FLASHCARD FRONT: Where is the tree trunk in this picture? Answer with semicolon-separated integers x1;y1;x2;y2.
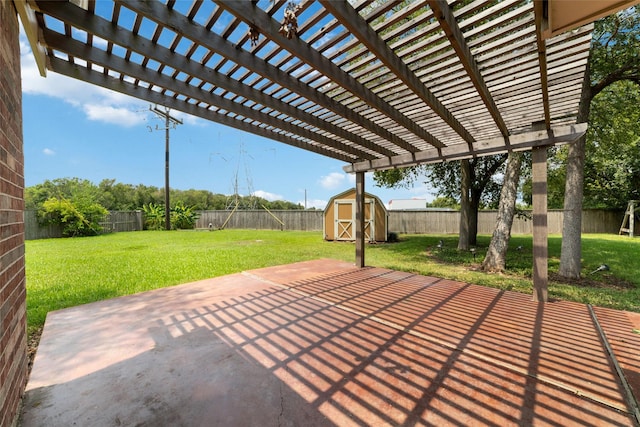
483;152;524;272
458;159;471;250
559;63;592;279
469;190;481;246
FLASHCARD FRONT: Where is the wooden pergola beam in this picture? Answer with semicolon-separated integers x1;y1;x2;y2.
48;56;353;161
321;0;473;147
118;0;402;157
532;144;549;302
37;0;393;160
344;123;588;173
534;0;552;128
13;0;47;77
214;0;431;153
355;171;365;268
43;29;372;161
427;0;510;139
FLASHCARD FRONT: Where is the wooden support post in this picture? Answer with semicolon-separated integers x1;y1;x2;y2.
355;172;365;268
532;145;548;302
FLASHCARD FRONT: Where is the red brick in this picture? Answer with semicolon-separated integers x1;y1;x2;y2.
0;1;27;426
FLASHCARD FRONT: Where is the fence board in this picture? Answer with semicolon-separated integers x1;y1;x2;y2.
24;210;62;240
388;209;623;235
196;210;324;231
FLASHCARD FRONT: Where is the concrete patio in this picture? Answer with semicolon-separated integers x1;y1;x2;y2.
21;259;640;426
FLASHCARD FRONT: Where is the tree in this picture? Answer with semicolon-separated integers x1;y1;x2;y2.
583;80;640;208
25;178;101;210
26;178;111;237
482;152;524;271
171;202;200;229
39;197;108;237
560;9;640;278
373;154;507;248
98;179;137;210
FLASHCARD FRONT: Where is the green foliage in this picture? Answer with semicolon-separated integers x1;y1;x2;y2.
26;177;102;210
583;80;640;208
374;155;507;209
589;8;640;89
142;203;166;230
98;179;138;210
373;166;426;189
143;202;201;230
39;197;108;237
426;197;459;209
27;178;306;212
171;202;200;230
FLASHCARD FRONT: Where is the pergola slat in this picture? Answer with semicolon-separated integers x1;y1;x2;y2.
215;0;428;154
320;0;457;148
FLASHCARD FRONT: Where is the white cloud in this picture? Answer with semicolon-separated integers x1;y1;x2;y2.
83;104;144;127
319;172;347;190
43;148;55;156
20;28;166;129
254;190;283;201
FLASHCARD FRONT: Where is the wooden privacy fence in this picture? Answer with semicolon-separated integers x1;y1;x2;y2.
389;209;623;235
24;210;144;240
25;209;623;240
196;209;622;235
196;210;325;231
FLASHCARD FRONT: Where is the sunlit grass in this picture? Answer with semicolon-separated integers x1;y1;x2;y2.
26;230;640;334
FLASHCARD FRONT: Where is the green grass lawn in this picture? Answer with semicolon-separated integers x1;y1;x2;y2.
26;230;640;335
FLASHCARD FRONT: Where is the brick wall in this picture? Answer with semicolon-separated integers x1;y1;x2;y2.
0;1;27;426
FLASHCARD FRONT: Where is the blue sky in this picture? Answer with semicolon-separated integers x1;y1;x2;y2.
19;27;436;210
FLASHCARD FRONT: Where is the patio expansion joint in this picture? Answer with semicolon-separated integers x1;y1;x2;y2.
242;270;635;416
588;304;640;425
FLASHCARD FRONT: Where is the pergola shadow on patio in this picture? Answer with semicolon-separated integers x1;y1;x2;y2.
22;259;640;426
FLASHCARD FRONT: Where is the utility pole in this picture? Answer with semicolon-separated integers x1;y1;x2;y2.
149;105;183;230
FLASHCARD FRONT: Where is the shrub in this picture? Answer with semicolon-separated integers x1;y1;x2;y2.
171;202;199;230
39;197;108;237
142;202;199;230
142;203;166;230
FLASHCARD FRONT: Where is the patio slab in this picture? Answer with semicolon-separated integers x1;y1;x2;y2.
21;259;639;426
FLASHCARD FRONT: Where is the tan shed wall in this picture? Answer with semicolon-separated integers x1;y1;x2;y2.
323;190;388;242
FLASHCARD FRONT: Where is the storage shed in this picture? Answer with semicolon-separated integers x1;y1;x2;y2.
324;189;388;242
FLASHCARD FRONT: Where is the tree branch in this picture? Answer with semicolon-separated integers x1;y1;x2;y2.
591;63;640;98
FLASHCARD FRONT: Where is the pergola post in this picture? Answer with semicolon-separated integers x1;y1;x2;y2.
355;171;365;268
532;145;549;302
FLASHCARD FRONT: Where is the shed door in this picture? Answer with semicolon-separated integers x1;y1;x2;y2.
334;199;375;241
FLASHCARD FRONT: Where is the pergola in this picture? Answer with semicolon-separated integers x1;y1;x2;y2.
15;0;636;301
